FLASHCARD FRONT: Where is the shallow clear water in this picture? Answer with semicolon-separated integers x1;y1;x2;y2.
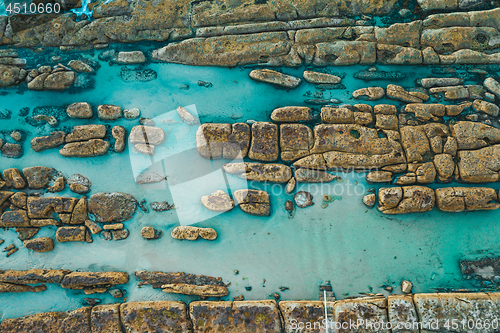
0;52;499;319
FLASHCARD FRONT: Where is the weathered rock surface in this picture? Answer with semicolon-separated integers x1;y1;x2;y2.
196;123;250;159
61;272;129;289
59;139;110;157
303;71;340;84
484;77;500;98
353;87;385;100
129;126;165;146
3;168;26;189
363;193;376;208
223;162;292;183
233;189;270;216
280;301;333;333
366;171;393;183
68;60;93;73
387;84;423;103
0;307;91;332
112;126;126;153
473;99;499;116
66;125;107;143
43;71;76;90
404;104;446;121
250;69;301;88
171;226;217;241
378;186;435;214
332;296;389;332
295;168;337;183
91;304;122;333
280;123;313;161
294;191;314;208
56;226;87;242
116;51;146;64
88;192;137;223
27;196;77;219
420;77;463;88
23;237;54;252
9;192;27;210
136;271;225;290
388;295;419;331
31;131;66;152
177;106;199;126
450;121;500;150
271;106;311;122
201;190;234;212
1;210;30;227
321;107;354;124
97;104;122;120
67;102;93;119
162;283;229;297
249;122;279;162
457;145;500;182
2;143;22;158
22;166;55;189
435;187;499;212
120;301;191;332
433;154;455;182
190;300;282;332
400;126;430;163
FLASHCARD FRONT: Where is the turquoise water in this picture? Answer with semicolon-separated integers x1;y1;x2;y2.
0;50;499;319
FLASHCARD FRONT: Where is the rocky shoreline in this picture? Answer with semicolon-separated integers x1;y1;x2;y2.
1;292;500;332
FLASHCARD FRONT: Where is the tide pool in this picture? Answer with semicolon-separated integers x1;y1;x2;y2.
0;51;498;320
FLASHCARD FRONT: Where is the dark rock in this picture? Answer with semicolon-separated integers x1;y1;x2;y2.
120;301;191;332
88;192;137;223
59;139;110;157
112;229;129;240
56;226;86;242
23;237;54;252
22;166;55;189
354;70;406;81
1;143;22;158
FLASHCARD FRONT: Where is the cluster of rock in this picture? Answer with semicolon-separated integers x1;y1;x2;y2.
171;226;217;241
0;49;27;88
26;64;76;91
3;292;500;332
136;270;228;297
375;185;500;214
1;130;23;158
153;7;500;67
201;189;271;216
0;168;138;248
0;269;128;295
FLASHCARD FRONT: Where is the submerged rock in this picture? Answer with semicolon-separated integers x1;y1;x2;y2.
97;104;122;120
150;202;174;212
294;191;314;208
123;108;140;119
303;71;341;84
135;172;167;184
176;106;199;125
249;69;301;89
120;68;157;82
88;192;137;223
134;144;155;156
22;166;55;189
129;126;165;145
141;226;163;240
201;190;234;212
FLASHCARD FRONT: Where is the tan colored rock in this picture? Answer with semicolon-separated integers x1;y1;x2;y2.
473;99;499;116
223;162;292;183
67;102;93;119
332;296;390;332
1;210;30;228
388;295;419;332
484;77;500;98
176;106;198;126
30;219;60;227
59;139;110;157
0;269;70;285
190;300;281;332
97;104;122;120
44;71;75;90
134;143;155;156
233;189;270;216
250;69;301;88
162;283;228;297
103;223;123;230
196;123;250;159
48;177;65;193
68;60;93;72
416;162;436;183
27;197;78;219
61;271;129;289
303;71;341;84
443;137;458;156
0;307;91;332
120;301;191;333
129;125;165;145
66;125;107;142
280;123;313;161
375;21;421;48
446;102;472;116
450;121;500;150
387;84;423;103
293;154;328;170
354;112;373;126
420;77;463;88
378;186;435;214
201;190;234;212
271;106;311;122
85;220;102;234
430;86;469;100
295;169;337;183
31;131;66;152
434;154;455;182
353;87;385;101
404;104;446;121
3;168;26;189
112;126;126;153
171;226;217;241
280;301;334;333
366;171;393;183
285;177;296;194
375;114;398;130
116;51;146;64
377;44;423;65
314;41;376;66
400;126;431;163
401;280;413;294
88;192;137;223
321;107;354;124
56;226;87;242
9;192;26;209
436;187;499;212
22;166;55;189
395;173;416;185
249;122;279;162
363;193;376;208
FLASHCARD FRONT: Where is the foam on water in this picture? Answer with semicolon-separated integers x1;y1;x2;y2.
0;54;498;319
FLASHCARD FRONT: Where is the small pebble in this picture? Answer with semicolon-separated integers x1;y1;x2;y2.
10;131;22;142
245;286;252;291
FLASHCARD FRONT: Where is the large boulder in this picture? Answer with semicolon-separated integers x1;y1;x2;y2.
450;121;500;150
249;122;279;162
196;123;250;159
280;301;334;333
378;186;435;214
88;192;137;223
66;102;93;119
223;162;292;183
0;269;70;284
59;139;110;157
56;226;87;242
116;51;146;64
435;187;499;212
22;166;55;189
23;237;54;252
457;145;500;182
332;296;390;332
